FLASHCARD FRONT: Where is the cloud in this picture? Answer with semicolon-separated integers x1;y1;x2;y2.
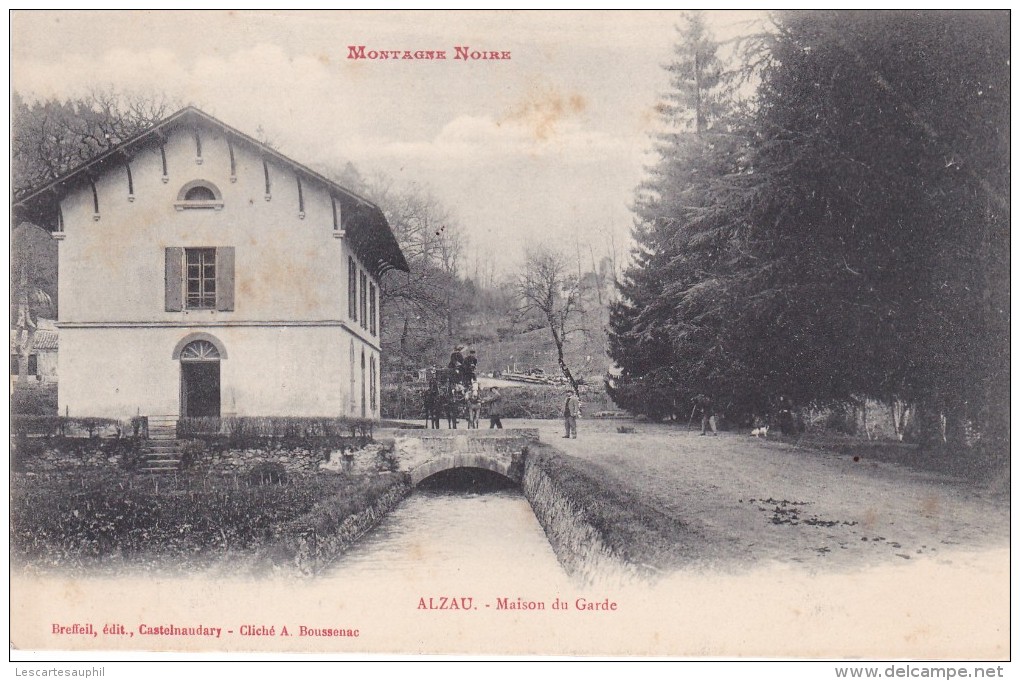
338;110;635;169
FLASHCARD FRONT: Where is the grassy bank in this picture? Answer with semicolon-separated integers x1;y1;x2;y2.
525;443;699;573
10;470;408;575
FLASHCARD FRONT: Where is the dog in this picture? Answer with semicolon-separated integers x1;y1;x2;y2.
751;425;769;438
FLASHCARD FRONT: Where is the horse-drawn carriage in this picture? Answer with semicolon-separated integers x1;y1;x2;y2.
422;366;481;429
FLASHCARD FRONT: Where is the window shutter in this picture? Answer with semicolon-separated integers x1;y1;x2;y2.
216;246;235;311
165;247;184;312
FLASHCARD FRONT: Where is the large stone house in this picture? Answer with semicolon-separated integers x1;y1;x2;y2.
13;107;408;421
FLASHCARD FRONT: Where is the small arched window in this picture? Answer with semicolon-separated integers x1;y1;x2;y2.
175;180;224;211
184;185;217;201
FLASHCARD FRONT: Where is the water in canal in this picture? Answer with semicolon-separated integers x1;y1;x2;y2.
325;468;573;590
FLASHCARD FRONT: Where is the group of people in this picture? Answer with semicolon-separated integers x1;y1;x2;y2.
691;393;800;436
446;344;478;389
422;344;583;438
422;345;502;430
423;382;503;430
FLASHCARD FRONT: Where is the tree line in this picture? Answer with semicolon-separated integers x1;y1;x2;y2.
607;11;1009;450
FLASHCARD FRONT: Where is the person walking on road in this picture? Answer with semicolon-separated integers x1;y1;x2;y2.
563;389;580;439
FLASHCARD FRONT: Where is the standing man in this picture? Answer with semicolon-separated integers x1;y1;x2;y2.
485;386;504;429
563;389;580;439
693;394;717;436
423;384;439;429
448;345;465;385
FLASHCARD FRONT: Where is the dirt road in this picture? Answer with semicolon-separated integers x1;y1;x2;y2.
516;418;1008;571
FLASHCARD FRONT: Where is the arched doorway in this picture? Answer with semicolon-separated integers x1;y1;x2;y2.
179;339;221;417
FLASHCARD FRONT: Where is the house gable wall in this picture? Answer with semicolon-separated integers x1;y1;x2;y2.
57;123;379;340
51;120;385;419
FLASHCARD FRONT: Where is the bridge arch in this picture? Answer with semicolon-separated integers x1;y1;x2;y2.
409;453;520;487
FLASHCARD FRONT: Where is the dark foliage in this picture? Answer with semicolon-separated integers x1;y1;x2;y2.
608;11;1009;449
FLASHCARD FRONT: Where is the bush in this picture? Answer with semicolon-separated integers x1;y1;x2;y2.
178;416;374;443
10;471;406;573
12;416;129;438
12;415;66;437
11;383;57;415
178;440;207;469
248;461;288;486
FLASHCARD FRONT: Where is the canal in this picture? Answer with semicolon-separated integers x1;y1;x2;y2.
325;468;572;589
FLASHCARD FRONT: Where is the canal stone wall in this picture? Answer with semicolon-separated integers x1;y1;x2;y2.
521;444;656;586
261;473;412;575
350;429;671;585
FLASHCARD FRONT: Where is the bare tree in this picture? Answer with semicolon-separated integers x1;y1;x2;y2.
516;245;584;393
12;88;181;197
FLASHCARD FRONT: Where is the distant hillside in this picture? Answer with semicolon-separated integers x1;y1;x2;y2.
463;301;612;385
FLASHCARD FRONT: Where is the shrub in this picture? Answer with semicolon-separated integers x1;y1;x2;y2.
248;462;288;486
178;440;207;469
11;384;57;415
12;415;65;437
177;416;374;445
375;443;399;472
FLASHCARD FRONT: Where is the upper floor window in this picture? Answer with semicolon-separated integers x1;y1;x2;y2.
348;257;358;321
186;249;217;309
359;272;368;330
369;283;377;336
184;186;216;201
175;180;224;211
165;246;235;312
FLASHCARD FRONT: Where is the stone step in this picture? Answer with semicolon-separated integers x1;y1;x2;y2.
136;467;180;474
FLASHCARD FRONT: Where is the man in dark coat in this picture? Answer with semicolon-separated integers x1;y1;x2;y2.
462;349;478;388
448;345;465;384
693;394;717;436
563;389;580;439
484;387;504;429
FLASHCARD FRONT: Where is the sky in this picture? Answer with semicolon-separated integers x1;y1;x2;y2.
10;10;766;277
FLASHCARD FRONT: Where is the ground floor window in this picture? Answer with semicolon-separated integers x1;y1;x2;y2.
370;355;377;413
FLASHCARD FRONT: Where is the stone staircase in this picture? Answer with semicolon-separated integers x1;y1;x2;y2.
138;415;182;474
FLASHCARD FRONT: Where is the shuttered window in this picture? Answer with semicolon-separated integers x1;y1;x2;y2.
369;283;377;336
165;247;184;311
348;257;358;321
166;247;234;312
359;272;368;330
186;248;217;309
215;247;235;311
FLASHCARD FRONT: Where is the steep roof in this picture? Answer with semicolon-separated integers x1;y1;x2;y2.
12;106;409;275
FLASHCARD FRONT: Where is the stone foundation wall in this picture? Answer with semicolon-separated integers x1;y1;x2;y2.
187;441;395;476
13;437;139;472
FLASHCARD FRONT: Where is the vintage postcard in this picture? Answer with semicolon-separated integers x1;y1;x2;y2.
8;10;1010;665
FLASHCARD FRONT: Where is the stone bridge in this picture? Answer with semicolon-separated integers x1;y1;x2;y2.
376;429;540;486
